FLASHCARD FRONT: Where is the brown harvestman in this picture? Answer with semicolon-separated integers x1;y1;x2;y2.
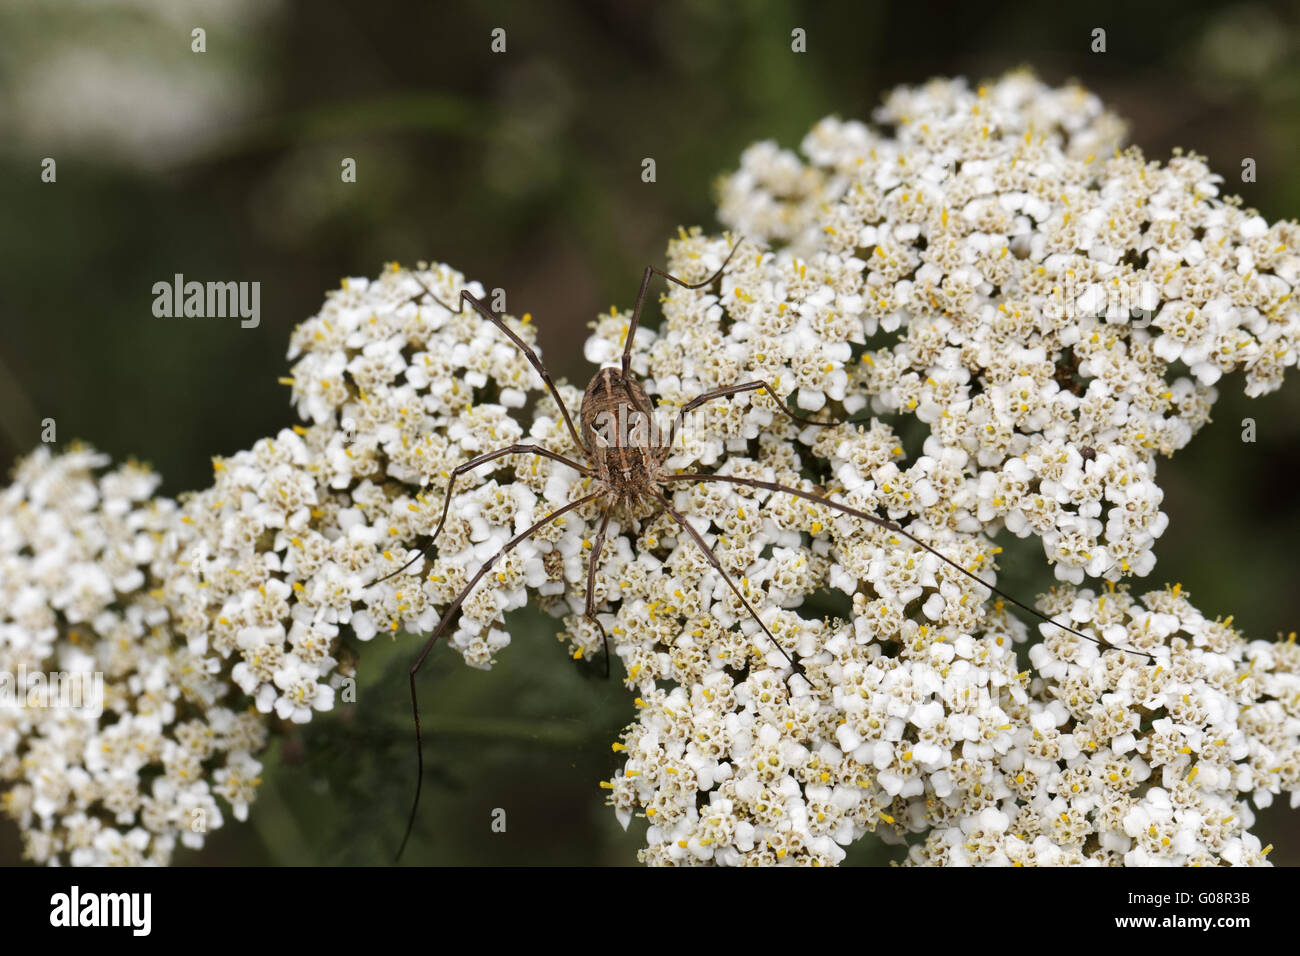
374;237;1152;859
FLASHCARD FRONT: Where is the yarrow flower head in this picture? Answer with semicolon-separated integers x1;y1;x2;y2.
589;69;1300;864
0;446;266;864
2;69;1297;866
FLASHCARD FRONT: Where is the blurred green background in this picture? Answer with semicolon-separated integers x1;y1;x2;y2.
2;0;1298;865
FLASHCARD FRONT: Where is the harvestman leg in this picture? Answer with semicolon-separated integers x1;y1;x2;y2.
404;271;587;452
648;490;809;682
396;490;602;861
666;379;847;448
375;443;590;584
620;238;745;376
584;509;613;678
661;472;1154;661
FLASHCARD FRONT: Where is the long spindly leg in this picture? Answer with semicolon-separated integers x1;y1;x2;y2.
661;473;1154;662
648;489;810;685
583;507;613;678
404;271;587;453
666;379;846;450
397;489;602;861
621;237;745;376
374;443;590;585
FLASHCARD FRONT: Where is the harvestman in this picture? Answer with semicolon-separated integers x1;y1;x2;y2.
374;238;1151;858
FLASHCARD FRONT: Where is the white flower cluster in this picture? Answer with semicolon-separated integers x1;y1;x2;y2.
2;70;1297;867
280;263;588;667
590;70;1300;864
716;69;1300;585
608;578;1296;866
0;445;266;864
1;261;572;864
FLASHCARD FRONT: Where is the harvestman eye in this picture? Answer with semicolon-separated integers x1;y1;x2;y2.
371;238;1154;860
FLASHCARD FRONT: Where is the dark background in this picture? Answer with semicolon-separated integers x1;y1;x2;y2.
1;0;1298;865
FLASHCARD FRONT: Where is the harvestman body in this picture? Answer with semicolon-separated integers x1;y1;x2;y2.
375;239;1151;859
